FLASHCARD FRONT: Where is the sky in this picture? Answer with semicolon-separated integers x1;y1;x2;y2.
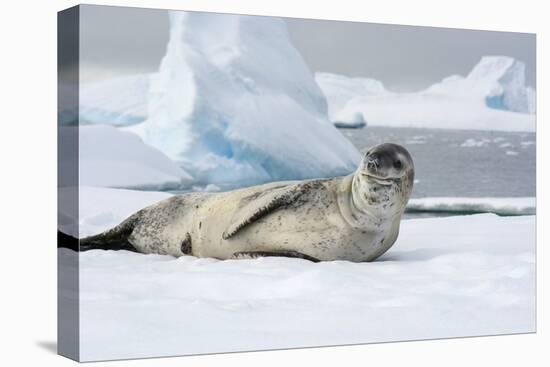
79;5;535;92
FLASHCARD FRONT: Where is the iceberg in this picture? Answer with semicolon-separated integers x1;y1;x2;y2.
526;86;536;114
72;12;362;188
62;125;193;190
58;82;79;125
130;12;360;187
80;74;151;126
333;110;367;129
316;72;386;127
316;56;536;132
427;56;532;113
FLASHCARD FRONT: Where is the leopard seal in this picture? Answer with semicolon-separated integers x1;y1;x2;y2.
61;143;414;262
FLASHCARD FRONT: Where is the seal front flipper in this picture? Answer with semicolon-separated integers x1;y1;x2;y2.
222;183;308;240
231;250;320;262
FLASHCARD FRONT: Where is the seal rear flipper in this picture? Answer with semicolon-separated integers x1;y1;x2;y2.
222;182;319;239
58;212;141;252
79;233;137;252
57;230;79;251
231;250;320;262
57;230;137;252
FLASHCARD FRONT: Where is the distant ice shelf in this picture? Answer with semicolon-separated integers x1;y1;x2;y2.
407;196;536;216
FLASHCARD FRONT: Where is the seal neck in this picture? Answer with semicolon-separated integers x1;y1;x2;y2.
338;174;388;229
343;171;407;229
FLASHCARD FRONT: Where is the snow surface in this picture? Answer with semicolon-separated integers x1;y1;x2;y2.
67;125;192;190
64;187;535;361
130;11;359;186
316;56;536;132
58;186;172;237
407;197;535;216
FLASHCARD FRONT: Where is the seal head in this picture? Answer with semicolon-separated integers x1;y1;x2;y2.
352;143;414;220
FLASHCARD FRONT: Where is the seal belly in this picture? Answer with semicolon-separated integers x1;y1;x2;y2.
214;196;349;260
194;180;337;259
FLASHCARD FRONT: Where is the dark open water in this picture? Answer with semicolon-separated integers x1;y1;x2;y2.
169;126;535;218
341;126;536;199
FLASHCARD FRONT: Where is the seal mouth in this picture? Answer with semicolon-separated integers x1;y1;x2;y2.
361;173;396;186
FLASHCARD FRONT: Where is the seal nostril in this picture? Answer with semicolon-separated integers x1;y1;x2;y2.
367;157;379;170
367;153;379;169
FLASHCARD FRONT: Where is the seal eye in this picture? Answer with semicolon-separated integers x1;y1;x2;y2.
393;159;402;169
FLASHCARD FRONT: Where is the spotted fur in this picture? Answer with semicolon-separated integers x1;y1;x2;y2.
60;144;414;263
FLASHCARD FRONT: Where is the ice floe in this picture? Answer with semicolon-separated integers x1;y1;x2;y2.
64;186;534;360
